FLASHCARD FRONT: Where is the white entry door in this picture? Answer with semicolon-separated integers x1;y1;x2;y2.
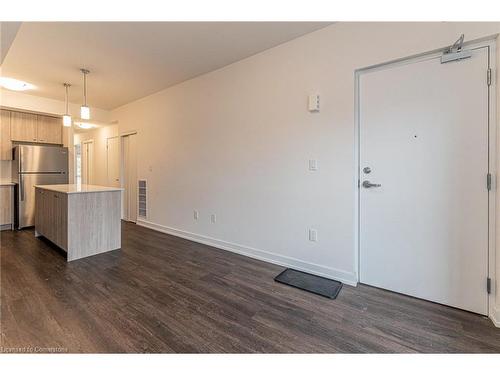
359;46;490;315
106;136;121;187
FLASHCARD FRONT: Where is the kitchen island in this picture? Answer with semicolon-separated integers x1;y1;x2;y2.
34;184;123;261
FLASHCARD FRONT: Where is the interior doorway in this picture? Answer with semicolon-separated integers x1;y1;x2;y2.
74;143;82;185
357;41;494;315
121;133;138;222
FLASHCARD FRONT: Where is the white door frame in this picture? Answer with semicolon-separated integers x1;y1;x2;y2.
81;139;94;185
353;38;497;320
120;131;138;222
73;143;81;185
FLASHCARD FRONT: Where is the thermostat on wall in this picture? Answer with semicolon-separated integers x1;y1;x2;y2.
308;94;320;112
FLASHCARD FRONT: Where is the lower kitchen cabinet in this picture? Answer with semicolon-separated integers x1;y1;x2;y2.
35;188;68;249
35;185;121;261
0;185;14;230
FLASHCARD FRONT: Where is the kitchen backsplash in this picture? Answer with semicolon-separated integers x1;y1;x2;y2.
0;161;12;181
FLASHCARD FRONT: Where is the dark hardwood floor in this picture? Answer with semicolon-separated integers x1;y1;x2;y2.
1;222;500;353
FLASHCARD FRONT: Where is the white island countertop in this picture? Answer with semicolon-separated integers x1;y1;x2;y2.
35;184;124;194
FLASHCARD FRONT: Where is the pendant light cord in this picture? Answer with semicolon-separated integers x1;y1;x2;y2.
63;83;71;115
80;68;90;107
65;84;69;114
83;72;87;106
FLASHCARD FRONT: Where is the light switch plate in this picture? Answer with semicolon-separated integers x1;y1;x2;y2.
309;228;318;242
309;159;318;171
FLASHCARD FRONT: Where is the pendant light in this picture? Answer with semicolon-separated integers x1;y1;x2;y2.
80;68;90;120
62;83;72;127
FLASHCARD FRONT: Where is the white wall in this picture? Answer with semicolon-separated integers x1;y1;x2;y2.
496;34;500;327
114;23;500;324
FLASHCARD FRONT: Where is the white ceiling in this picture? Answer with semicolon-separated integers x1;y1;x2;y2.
1;22;330;110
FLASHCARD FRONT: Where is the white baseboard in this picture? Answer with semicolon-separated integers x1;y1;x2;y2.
491;306;500;328
136;219;358;286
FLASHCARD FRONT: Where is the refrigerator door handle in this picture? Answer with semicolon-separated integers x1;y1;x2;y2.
20;175;25;201
19;146;23;173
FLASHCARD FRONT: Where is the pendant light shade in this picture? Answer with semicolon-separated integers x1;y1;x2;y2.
62;83;72;127
63;114;72;127
80;105;90;120
80;68;90;120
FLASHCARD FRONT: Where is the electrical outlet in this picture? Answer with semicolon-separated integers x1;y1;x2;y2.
308;94;320;112
211;214;217;224
194;210;199;220
309;228;318;242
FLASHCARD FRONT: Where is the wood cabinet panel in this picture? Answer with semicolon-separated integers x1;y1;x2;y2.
35;188;44;234
0;110;12;160
11;111;38;142
9;112;63;145
0;186;13;226
35;188;68;250
37;115;62;144
67;191;121;261
53;192;68;249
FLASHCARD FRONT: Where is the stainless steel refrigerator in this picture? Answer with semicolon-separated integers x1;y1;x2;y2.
12;145;68;229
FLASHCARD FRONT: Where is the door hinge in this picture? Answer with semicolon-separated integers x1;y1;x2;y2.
487;173;492;191
487;68;492;86
487;277;491;294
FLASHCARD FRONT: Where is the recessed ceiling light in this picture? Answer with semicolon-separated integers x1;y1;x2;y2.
74;122;96;129
0;77;35;91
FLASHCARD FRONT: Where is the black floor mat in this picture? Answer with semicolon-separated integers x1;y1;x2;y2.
274;268;343;299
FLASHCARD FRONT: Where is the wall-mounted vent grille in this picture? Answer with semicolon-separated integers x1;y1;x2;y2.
138;180;147;218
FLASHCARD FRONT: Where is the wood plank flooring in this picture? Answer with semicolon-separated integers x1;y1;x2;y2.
1;222;500;353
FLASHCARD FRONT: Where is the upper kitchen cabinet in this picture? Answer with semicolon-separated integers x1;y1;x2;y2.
37;115;62;144
0;110;13;160
11;111;38;142
10;111;63;145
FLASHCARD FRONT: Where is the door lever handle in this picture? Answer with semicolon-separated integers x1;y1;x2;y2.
362;180;381;188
